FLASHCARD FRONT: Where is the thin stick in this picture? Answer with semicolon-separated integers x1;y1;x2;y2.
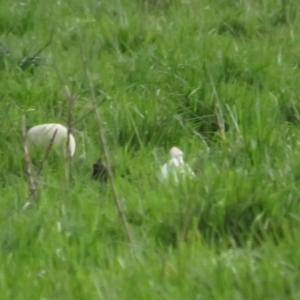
20;29;54;70
50;48;74;163
21;115;38;203
71;98;107;127
214;102;225;137
64;85;74;184
36;128;58;177
181;203;197;242
81;56;134;246
31;28;54;58
206;66;226;140
50;37;107;131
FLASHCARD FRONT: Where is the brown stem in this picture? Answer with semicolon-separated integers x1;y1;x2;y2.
36;128;58;177
21;115;38;203
64;85;74;184
81;55;134;246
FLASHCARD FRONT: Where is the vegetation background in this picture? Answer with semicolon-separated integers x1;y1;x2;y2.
1;0;300;298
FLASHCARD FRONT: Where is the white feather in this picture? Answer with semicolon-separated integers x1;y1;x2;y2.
161;146;194;183
27;123;76;157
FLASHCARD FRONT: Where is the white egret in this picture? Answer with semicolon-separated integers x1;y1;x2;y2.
161;146;195;183
27;123;76;157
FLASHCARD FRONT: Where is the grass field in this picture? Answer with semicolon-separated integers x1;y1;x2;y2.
1;0;300;298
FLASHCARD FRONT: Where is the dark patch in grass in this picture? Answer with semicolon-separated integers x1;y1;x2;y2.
92;159;109;182
0;37;49;73
19;55;45;73
0;216;43;254
62;31;81;51
219;57;263;89
92;158;132;183
284;104;300;125
154;221;177;248
293;55;300;70
127;211;144;226
197;198;287;247
218;20;248;38
177;100;228;138
271;2;296;26
89;28;149;54
100;28;149;54
116;122;168;150
117;28;145;54
0;42;11;69
151;183;291;249
168;58;262;138
0;233;18;253
19;34;52;73
279;95;300;125
95;224;126;243
0;12;34;36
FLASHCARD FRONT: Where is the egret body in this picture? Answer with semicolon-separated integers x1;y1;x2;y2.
161;146;194;182
27;123;76;157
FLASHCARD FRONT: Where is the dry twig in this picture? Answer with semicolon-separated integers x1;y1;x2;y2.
20;29;53;71
72;98;107;127
81;55;134;246
214;102;225;136
64;85;75;184
36;128;58;177
21;115;38;203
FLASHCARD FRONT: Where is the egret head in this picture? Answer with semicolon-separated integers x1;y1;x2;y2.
170;146;183;159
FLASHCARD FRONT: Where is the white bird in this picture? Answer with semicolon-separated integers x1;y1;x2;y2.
27;123;76;157
161;146;195;183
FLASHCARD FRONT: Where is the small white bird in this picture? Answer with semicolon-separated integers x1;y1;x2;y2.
27;123;76;157
161;146;195;183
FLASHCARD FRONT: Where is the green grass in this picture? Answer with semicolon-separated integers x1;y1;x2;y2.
1;0;300;298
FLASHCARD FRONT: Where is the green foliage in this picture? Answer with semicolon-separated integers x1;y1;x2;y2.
1;0;300;298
